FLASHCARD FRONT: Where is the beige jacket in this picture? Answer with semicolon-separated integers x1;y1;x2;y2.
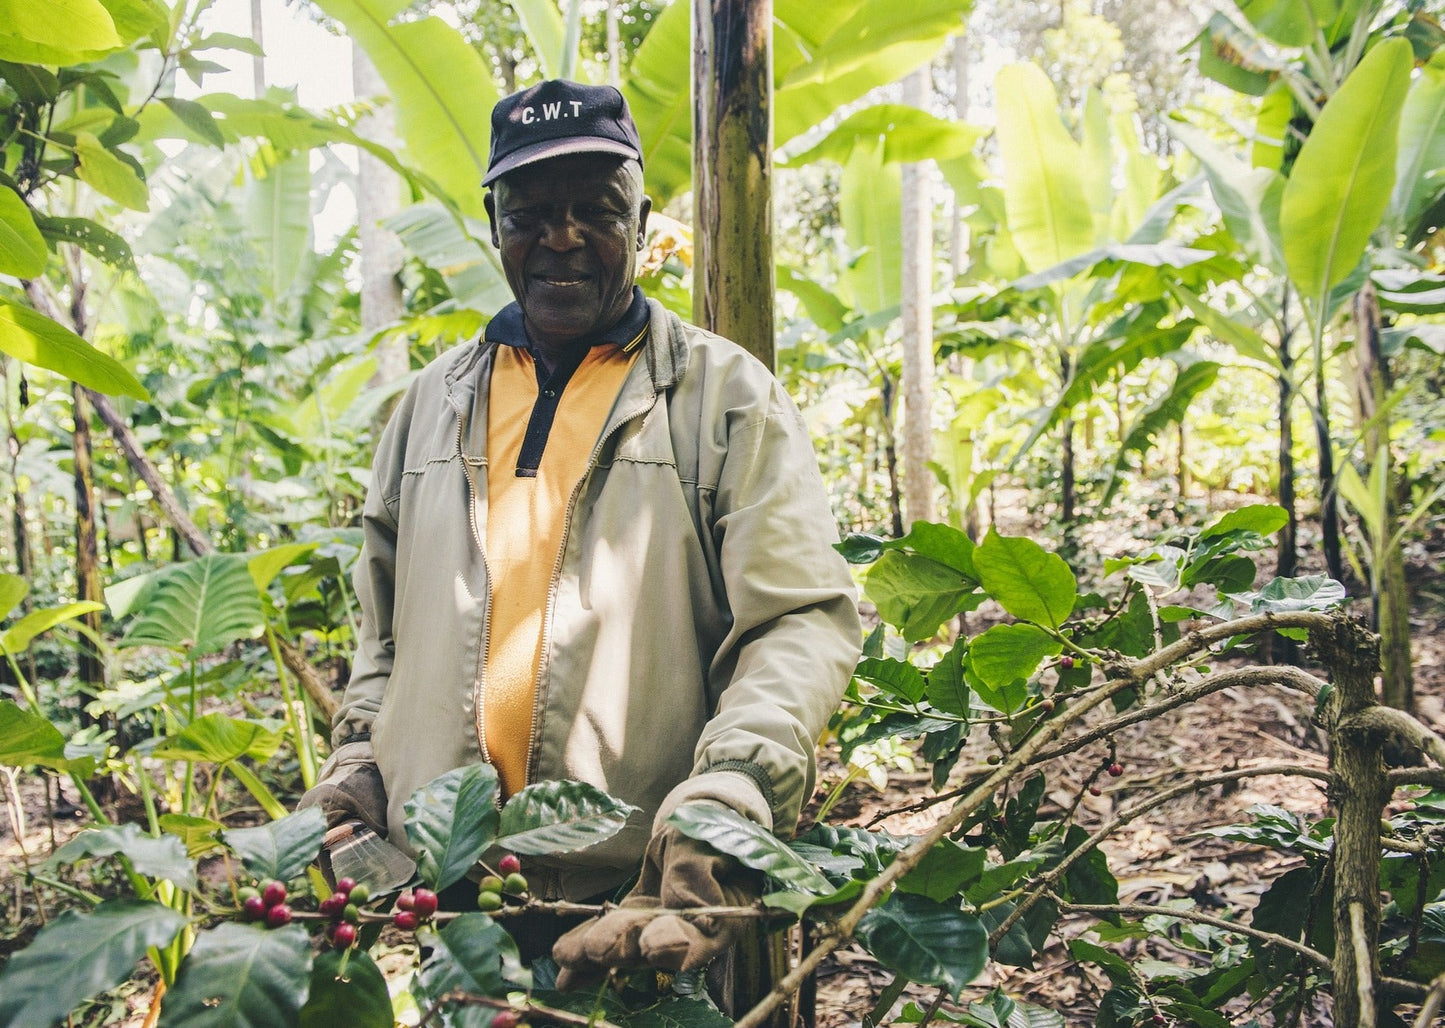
328;301;861;899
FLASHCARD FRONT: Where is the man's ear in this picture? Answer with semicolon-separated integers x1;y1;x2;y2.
637;196;652;251
484;190;501;249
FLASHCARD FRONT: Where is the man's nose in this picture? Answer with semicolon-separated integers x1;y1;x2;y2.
539;210;583;250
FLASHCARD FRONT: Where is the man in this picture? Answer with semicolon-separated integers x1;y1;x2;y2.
299;79;860;981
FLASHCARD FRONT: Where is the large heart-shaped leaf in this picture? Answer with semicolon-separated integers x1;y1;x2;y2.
0;301;147;400
48;823;197;889
404;763;500;891
159;923;312;1028
856;892;988;1000
1231;575;1347;613
1;600;106;655
0;700;70;769
1281;37;1413;309
0;899;186;1028
496;780;637;856
222;806;326;883
973;532;1077;630
852;656;927;705
666;802;833;894
300;949;393;1028
115;553;265;654
152;713;285;765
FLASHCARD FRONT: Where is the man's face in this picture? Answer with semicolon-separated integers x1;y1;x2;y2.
485;153;651;352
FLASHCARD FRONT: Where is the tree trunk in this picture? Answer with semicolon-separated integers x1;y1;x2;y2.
1276;311;1298;580
949;35;969;279
1314;347;1344;582
70;383;105;712
353;43;407;429
605;0;621;86
249;0;265;98
692;0;773;366
1316;616;1387;1028
880;375;904;539
901;67;935;529
1354;283;1412;712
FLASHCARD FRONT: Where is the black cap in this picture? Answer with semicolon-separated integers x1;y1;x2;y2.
483;79;643;186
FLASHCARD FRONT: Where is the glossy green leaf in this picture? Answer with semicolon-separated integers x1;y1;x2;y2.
667;802;833;894
973;532;1077;630
1281;37;1413;306
159;813;225;857
415;912;528;1014
897;839;986;903
925;639;971;717
404;763;501;891
49;823;197;889
786;104;983;167
496;779;638;856
153;714;286;765
1200;504;1290;540
246;542;319;593
865;550;985;643
301;949;393;1028
311;0;495;217
841;137;903;314
1231;575;1347;613
0;0;123;63
159;96;224;146
1196;12;1283;96
967;623;1062;692
994;63;1095;273
159;923;312;1028
0;185;45;277
115;553;265;654
1;600;104;655
856;892;987;1000
0;699;69;768
34;214;134;270
0;899;186;1028
1391;51;1445;234
853;656;927;705
246;149;311;306
385;203;509;311
0;301;147;400
74;131;148;211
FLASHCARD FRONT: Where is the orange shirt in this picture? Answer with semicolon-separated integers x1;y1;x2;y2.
483;342;640;796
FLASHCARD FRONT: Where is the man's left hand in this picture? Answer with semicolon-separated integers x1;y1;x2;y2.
553;815;760;985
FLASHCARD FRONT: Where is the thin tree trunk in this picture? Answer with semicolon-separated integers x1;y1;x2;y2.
1314;337;1344;581
881;375;904;539
70;383;105;712
1354;282;1412;712
605;0;621;87
901;67;935;528
692;0;773;367
249;0;265;98
949;35;969;279
1277;313;1298;580
353;43;406;411
1316;617;1387;1028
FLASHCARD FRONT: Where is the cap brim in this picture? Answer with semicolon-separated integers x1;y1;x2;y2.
482;137;642;185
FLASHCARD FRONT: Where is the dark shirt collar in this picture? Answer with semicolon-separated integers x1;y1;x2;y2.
484;286;649;356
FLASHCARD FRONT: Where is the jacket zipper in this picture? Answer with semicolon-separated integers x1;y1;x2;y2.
455;415;497;778
524;384;657;787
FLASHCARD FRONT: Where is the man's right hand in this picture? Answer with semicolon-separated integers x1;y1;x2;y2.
296;740;388;834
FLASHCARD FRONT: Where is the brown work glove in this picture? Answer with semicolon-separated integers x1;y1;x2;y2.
296;741;389;835
552;807;761;987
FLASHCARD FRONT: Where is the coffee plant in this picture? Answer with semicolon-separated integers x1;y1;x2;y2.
2;504;1444;1027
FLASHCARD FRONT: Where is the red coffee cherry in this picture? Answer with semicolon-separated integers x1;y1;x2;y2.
498;854;522;876
265;903;293;928
394;910;419;931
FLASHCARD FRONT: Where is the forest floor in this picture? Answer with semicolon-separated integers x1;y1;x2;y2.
2;505;1444;1027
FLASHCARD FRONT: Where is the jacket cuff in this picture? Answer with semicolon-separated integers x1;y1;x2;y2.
317;739;376;781
655;769;773;835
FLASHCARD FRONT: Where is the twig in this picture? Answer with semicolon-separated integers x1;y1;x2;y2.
1033;665;1328;764
1412;972;1445;1028
989;763;1331;943
1350;902;1377;1025
416;989;623;1028
1058;901;1332;968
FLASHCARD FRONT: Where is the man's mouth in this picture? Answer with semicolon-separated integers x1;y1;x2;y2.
534;273;589;288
